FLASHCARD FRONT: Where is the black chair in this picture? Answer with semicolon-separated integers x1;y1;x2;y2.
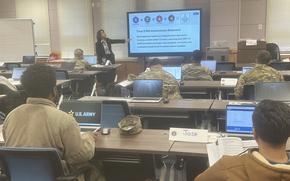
4;63;21;71
0;147;89;181
216;62;235;71
242;84;255;100
266;43;281;62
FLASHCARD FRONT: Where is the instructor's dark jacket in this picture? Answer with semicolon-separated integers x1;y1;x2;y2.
96;38;125;64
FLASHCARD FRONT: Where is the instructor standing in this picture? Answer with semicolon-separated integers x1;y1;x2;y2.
96;29;126;65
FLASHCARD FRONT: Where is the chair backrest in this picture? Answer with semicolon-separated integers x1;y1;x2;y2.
55;69;69;80
0;147;65;181
243;84;255;100
216;62;235;71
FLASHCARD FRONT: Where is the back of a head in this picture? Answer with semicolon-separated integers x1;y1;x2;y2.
21;64;56;99
253;100;290;147
148;58;162;67
74;48;84;60
256;50;271;65
97;29;104;42
192;50;203;63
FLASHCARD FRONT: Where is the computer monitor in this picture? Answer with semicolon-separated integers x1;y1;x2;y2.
242;67;253;74
12;68;26;80
22;56;35;64
200;60;217;72
226;105;255;134
162;66;182;80
101;101;130;128
216;62;235;71
255;82;290;102
59;101;101;127
133;79;163;98
84;55;97;65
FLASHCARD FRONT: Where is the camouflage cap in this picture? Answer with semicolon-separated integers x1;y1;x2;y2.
118;115;142;135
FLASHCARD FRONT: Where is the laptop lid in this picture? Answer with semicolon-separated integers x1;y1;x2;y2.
226;105;255;134
216;62;235;71
162;66;182;80
59;101;101;127
12;68;26;80
242;67;253;74
84;55;97;65
200;60;217;72
255;82;290;102
133;79;163;98
101;101;130;128
23;56;35;64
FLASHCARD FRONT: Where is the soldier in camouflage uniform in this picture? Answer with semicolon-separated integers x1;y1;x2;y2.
182;50;213;81
73;49;91;70
234;50;284;98
136;59;182;100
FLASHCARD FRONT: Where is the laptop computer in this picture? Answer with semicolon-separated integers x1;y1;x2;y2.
9;67;26;85
60;62;76;71
130;79;163;103
200;60;217;72
84;55;97;65
59;100;101;131
100;101;130;128
242;67;253;74
255;82;290;103
23;56;35;64
162;66;182;80
225;104;255;138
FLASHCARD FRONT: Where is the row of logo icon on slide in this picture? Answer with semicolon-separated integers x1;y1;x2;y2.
132;14;190;24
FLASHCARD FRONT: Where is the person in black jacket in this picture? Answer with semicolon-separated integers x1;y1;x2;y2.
96;29;126;64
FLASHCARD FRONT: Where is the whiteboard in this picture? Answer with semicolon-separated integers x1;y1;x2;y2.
0;19;35;62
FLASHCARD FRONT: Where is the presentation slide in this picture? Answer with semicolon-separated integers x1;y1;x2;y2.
127;9;201;56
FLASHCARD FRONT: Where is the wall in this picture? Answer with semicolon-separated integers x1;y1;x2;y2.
0;0;16;18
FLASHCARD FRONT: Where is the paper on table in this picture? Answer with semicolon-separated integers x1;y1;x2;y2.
218;137;244;156
206;143;221;166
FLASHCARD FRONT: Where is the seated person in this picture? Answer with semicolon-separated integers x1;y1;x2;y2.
235;50;284;98
48;51;61;61
2;64;104;180
182;50;213;81
73;48;91;70
136;58;182;100
196;100;290;181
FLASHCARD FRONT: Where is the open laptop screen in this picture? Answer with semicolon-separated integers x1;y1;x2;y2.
163;66;182;80
255;82;290;102
60;101;101;126
12;68;26;80
84;55;97;65
226;105;255;134
101;101;129;128
200;60;217;72
133;79;163;98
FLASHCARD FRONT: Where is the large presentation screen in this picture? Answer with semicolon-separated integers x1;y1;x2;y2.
127;9;201;57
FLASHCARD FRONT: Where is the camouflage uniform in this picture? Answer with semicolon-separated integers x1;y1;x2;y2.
182;63;213;81
234;64;284;98
74;59;91;70
136;67;182;100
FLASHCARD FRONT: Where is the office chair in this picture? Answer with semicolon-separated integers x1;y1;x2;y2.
4;63;21;71
242;84;255;100
0;147;90;181
266;43;281;62
55;69;69;80
55;70;73;108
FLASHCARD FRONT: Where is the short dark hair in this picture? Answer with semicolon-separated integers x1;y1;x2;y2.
192;50;203;62
97;29;104;42
256;50;271;65
253;100;290;147
21;64;56;98
148;58;162;67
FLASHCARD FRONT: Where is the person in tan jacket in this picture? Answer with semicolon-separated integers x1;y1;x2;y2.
196;100;290;181
2;64;104;180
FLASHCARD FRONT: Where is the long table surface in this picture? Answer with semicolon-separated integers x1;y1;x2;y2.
80;96;214;112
